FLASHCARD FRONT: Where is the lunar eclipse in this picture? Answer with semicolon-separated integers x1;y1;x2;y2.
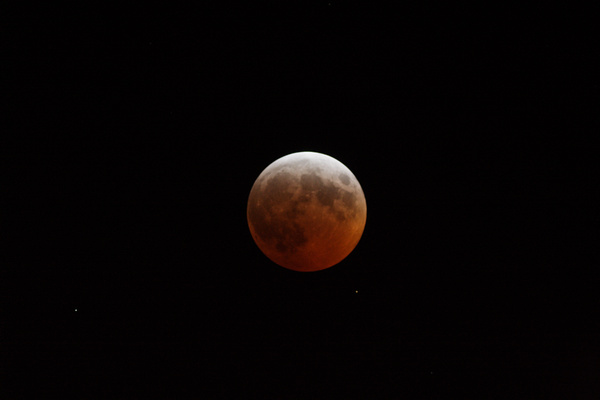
247;151;367;272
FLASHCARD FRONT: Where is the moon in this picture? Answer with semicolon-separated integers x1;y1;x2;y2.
247;151;367;272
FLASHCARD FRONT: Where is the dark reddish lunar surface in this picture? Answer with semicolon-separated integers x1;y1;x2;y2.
247;152;367;272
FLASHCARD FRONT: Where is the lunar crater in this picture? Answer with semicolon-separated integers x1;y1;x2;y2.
338;173;351;185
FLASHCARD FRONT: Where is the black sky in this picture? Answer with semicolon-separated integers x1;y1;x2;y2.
2;3;598;398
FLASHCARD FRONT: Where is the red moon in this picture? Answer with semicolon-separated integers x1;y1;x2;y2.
247;152;367;272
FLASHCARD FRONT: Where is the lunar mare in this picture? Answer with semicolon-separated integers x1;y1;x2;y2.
247;151;367;272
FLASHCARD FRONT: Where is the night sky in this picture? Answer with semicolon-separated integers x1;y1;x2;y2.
2;3;597;398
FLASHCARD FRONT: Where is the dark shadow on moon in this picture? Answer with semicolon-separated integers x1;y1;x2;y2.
248;168;360;258
248;172;309;255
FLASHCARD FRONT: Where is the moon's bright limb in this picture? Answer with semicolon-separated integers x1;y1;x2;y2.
247;151;367;272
